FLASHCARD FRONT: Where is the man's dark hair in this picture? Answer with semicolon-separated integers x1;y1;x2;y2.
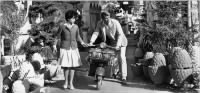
101;11;110;19
65;10;78;21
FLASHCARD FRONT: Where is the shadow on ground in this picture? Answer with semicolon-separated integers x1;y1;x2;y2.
46;73;97;90
74;75;97;90
121;77;200;93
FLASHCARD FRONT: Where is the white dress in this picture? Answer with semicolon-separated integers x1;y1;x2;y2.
59;48;82;68
58;23;82;68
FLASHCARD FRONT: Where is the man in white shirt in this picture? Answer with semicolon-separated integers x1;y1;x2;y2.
89;11;128;85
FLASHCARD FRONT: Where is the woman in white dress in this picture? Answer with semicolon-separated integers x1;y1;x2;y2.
54;10;88;89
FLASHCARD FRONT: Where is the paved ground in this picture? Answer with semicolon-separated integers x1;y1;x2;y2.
37;35;199;93
40;51;176;93
45;75;175;93
44;69;199;93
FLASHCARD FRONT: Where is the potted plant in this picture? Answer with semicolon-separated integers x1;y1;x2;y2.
138;1;195;86
0;1;24;65
140;1;193;55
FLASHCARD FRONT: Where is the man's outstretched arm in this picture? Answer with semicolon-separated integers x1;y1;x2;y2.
90;22;101;44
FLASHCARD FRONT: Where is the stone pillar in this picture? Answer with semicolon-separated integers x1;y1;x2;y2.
188;0;192;32
82;2;90;28
199;1;200;32
191;0;200;40
0;35;1;65
146;1;158;28
82;2;90;43
0;14;2;65
0;36;4;65
191;0;199;32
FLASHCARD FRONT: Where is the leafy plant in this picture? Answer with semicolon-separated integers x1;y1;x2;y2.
99;0;119;14
27;2;79;55
0;1;24;38
140;1;193;54
0;1;25;55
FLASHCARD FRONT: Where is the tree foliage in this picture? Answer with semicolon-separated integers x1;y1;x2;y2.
140;1;193;54
28;2;67;45
0;1;24;40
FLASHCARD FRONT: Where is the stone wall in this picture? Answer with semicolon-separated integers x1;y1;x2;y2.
81;2;101;42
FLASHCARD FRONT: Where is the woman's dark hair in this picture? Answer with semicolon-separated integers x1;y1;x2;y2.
26;46;41;60
26;52;32;61
28;5;44;24
65;10;78;21
31;60;41;71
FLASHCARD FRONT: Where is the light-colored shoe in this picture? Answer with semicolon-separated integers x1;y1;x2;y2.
63;85;68;89
68;85;75;90
121;79;128;85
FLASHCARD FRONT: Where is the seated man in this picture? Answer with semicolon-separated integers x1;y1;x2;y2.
31;36;56;63
30;36;60;81
12;54;45;93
